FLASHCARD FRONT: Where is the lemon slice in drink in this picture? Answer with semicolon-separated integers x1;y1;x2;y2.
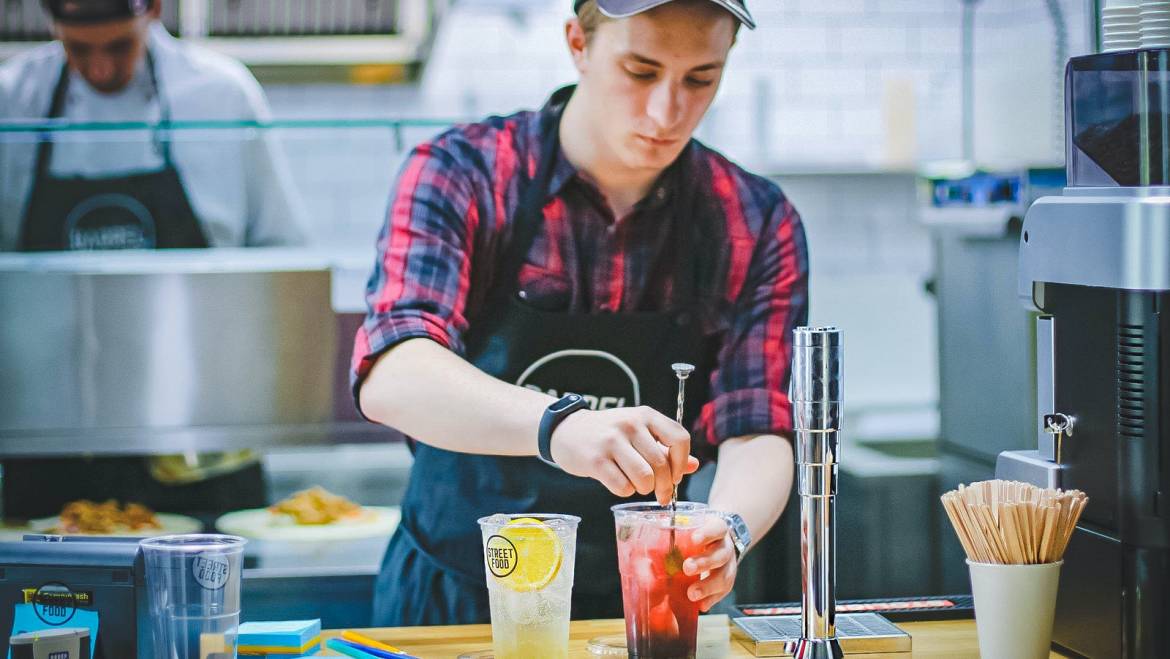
496;517;562;592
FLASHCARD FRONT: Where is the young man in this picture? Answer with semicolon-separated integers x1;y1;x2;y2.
354;0;807;625
0;0;305;250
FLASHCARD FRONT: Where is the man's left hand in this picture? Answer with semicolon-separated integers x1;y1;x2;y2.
682;515;737;612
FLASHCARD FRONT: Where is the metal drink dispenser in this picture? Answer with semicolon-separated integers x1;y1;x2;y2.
790;326;844;659
726;326;909;656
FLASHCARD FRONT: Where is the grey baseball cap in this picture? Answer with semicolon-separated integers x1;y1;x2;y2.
573;0;755;30
43;0;153;24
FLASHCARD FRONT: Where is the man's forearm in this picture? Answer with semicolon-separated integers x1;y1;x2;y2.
359;337;555;456
707;433;794;554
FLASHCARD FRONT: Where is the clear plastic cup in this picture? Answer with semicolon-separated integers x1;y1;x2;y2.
478;513;580;659
140;534;246;659
612;502;711;659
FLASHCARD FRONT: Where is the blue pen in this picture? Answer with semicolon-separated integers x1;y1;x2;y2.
325;637;419;659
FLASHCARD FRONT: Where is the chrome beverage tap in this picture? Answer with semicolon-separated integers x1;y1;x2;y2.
789;326;844;659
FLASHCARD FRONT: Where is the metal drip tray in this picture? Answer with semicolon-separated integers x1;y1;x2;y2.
731;613;911;657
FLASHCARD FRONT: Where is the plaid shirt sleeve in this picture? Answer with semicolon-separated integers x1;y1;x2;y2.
695;194;809;446
350;139;482;407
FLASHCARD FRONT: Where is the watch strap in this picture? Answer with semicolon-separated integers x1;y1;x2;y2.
538;393;588;465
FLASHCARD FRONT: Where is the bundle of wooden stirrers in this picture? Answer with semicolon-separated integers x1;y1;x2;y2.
941;480;1088;565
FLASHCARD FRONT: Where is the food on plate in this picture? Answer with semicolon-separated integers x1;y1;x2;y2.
268;486;364;525
47;499;162;535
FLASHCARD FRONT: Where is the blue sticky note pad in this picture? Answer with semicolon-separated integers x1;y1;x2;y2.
238;619;321;648
8;604;100;659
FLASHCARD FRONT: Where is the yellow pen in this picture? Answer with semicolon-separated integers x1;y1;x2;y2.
340;630;408;655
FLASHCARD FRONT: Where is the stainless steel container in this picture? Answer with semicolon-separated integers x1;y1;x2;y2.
0;249;339;455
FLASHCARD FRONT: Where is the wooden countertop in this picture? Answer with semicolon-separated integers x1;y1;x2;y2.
319;617;1074;658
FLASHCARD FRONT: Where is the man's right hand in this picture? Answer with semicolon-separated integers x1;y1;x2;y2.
549;406;699;504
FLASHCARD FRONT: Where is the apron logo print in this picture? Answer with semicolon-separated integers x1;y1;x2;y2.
192;553;231;590
522;387;626;410
515;349;641;409
485;534;518;578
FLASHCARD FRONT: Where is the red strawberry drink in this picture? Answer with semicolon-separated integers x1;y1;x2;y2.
612;502;709;659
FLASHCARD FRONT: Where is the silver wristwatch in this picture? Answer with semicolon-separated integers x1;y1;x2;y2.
722;512;751;560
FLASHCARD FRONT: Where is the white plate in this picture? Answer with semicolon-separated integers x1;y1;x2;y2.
215;506;400;541
0;512;202;540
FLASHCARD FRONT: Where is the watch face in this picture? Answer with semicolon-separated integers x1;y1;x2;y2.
551;394;582;412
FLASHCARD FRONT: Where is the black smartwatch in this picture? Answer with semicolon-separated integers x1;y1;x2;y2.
538;393;590;466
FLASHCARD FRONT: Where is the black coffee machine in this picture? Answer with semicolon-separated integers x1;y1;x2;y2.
998;49;1170;658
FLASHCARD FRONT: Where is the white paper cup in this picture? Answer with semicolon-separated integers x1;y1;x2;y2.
967;560;1062;659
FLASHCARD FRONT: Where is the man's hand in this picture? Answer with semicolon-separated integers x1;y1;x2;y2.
549;406;699;504
683;515;737;612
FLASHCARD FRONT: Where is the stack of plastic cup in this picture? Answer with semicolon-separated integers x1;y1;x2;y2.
1142;0;1170;47
141;534;246;659
1103;1;1142;51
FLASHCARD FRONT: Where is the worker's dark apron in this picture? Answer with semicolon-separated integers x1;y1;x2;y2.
17;51;208;250
372;86;720;626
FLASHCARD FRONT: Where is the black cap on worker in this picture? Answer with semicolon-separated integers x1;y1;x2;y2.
573;0;755;29
42;0;154;25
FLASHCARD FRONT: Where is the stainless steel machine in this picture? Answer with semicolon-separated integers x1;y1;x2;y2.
731;327;910;657
791;326;845;659
997;48;1170;659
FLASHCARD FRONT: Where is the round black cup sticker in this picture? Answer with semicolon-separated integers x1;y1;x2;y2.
32;582;77;625
192;553;231;590
485;535;518;578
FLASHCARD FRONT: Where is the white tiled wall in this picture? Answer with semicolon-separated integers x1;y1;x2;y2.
420;0;1090;169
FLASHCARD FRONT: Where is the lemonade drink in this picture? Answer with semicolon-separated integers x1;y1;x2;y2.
613;502;709;659
478;513;579;659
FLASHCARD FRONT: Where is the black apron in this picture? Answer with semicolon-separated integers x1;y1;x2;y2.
372;87;720;626
17;51;208;251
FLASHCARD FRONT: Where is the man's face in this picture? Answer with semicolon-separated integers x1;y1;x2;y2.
55;15;151;94
573;2;736;172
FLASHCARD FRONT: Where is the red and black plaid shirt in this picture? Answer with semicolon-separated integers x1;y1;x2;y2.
353;93;809;447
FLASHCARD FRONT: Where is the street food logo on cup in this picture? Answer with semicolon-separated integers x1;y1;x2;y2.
192;553;231;590
485;534;518;579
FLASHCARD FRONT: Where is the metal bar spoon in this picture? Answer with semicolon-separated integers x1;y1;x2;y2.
668;363;695;559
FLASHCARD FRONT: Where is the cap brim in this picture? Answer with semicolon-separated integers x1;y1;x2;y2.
596;0;756;29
